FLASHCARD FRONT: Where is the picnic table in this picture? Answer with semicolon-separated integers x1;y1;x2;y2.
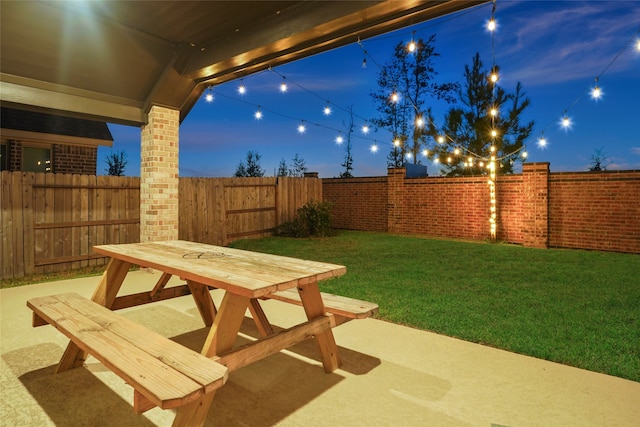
28;240;377;426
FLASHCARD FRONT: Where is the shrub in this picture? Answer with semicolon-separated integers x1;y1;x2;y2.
277;200;333;237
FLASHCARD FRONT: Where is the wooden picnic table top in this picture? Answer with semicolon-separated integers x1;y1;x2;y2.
93;240;346;298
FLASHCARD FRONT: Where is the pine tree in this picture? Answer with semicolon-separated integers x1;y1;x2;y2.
431;53;534;176
234;150;265;177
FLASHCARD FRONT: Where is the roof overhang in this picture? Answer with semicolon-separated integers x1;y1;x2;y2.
1;1;487;126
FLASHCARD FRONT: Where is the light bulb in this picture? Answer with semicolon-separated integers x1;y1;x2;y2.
538;137;548;148
454;148;460;155
238;84;246;95
437;135;445;144
323;105;332;116
254;109;262;120
522;151;528;158
280;81;288;93
490;72;499;83
487;18;497;32
406;152;413;160
297;123;306;134
393;138;401;147
362;125;370;134
390;92;400;103
591;85;602;100
408;40;416;52
422;149;429;157
335;135;344;144
415;116;424;128
560;116;572;130
370;144;378;153
205;92;214;102
490;107;499;117
491;130;498;138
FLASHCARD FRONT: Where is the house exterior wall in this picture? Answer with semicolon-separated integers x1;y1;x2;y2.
1;140;98;174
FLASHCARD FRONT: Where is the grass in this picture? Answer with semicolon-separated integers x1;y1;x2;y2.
230;230;640;382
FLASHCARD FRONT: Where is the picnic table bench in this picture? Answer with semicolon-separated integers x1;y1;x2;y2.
27;240;377;427
28;292;228;416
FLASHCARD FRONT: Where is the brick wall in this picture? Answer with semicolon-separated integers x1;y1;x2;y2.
323;176;388;231
53;144;97;174
323;165;640;253
549;170;640;252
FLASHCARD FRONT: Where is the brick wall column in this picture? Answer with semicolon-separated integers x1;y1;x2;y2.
387;168;405;233
522;162;549;248
140;105;179;242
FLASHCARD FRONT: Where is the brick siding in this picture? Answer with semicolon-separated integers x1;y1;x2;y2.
53;144;97;174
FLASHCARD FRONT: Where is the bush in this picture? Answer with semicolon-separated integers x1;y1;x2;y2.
277;200;333;237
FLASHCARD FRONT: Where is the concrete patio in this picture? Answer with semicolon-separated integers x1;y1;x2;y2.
2;270;638;426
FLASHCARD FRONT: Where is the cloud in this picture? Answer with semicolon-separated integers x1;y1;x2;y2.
496;2;640;86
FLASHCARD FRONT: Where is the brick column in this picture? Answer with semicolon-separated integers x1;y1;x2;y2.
140;106;179;242
522;162;549;248
387;168;405;233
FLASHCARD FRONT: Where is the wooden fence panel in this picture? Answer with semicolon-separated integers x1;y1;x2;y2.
1;172;320;280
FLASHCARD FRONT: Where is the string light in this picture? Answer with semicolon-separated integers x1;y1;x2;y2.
335;135;344;144
362;124;370;134
370;144;378;153
407;31;417;53
393;138;401;147
254;107;263;120
238;80;247;95
297;121;306;134
415;115;424;128
560;115;572;130
591;85;603;100
390;92;400;103
487;18;497;32
323;104;332;116
280;78;288;93
422;149;429;157
537;136;548;148
205;86;214;102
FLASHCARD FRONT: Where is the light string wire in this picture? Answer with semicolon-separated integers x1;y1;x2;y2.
212;90;383;146
535;26;640;143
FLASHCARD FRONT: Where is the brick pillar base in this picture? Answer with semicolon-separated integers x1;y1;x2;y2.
140;106;179;242
522;162;549;248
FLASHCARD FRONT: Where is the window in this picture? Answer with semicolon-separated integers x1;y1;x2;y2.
22;146;52;172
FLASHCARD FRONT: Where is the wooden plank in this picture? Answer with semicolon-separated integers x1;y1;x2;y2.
213;314;334;372
1;171;15;279
27;293;228;409
62;174;73;271
23;172;35;276
71;174;82;270
111;285;192;310
79;174;90;268
43;172;55;273
33;218;140;229
247;299;273;337
297;282;341;372
186;280;217;327
11;172;24;277
213;180;227;245
264;288;379;319
92;241;346;298
202;292;250;358
33;173;46;275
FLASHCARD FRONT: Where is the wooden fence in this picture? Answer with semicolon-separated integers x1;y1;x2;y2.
1;172;323;280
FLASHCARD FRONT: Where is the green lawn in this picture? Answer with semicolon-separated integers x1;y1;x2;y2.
230;231;640;382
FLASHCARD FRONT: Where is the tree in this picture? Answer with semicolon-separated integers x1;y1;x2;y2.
589;147;609;171
431;53;534;176
234;150;264;177
276;158;289;176
288;153;308;177
338;106;355;178
105;150;128;176
370;35;458;167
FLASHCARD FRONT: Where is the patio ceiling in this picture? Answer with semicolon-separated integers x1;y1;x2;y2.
0;1;486;126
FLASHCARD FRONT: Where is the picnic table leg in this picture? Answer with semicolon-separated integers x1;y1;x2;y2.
173;292;250;426
187;280;217;327
297;282;341;373
56;258;131;373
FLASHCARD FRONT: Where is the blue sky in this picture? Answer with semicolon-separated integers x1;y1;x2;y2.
102;1;640;178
